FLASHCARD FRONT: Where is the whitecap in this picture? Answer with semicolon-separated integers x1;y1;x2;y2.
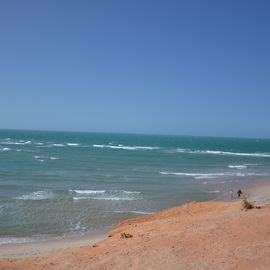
228;165;247;169
67;143;80;146
72;190;106;194
208;190;220;193
113;210;153;215
1;147;11;151
176;148;270;158
73;197;136;201
160;172;227;178
90;197;136;201
1;141;30;145
123;191;141;194
160;171;269;179
93;144;105;148
93;144;158;151
53;144;65;147
50;157;59;160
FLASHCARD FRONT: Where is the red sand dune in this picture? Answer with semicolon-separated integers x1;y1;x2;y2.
1;200;270;270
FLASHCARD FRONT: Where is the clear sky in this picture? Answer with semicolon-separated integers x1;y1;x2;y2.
0;0;270;138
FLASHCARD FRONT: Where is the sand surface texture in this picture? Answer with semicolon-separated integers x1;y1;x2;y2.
1;199;270;270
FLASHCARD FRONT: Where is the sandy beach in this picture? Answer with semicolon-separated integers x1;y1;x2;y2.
0;183;270;269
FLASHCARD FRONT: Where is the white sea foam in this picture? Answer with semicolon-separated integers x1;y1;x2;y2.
160;171;269;179
1;147;11;151
160;172;227;177
72;190;106;194
0;237;39;245
123;191;141;194
93;144;105;148
67;143;80;146
176;148;270;158
208;190;220;193
5;140;31;145
73;196;136;201
91;197;136;201
93;144;158;151
228;165;247;169
113;210;153;215
14;190;55;200
34;156;59;160
53;144;65;147
1;142;21;145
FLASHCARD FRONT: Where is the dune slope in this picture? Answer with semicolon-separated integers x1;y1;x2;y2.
1;201;270;270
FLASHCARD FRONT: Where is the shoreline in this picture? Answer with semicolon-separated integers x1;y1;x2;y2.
0;232;106;259
0;180;270;264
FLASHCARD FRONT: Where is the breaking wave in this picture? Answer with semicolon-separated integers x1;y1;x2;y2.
67;143;80;146
113;210;153;215
160;171;269;179
33;156;59;160
14;190;55;200
71;190;106;194
73;197;136;201
228;165;247;169
176;148;270;158
71;189;142;201
0;147;11;151
123;191;141;194
93;144;158;151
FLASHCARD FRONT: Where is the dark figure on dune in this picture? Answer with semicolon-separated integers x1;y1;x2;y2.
237;189;243;198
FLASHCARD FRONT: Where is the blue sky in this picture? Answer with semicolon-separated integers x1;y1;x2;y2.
0;0;270;138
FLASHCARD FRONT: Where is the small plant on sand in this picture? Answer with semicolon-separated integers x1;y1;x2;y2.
120;232;133;238
241;193;260;210
242;194;254;209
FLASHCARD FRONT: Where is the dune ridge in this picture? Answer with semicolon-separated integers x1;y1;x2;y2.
1;198;270;270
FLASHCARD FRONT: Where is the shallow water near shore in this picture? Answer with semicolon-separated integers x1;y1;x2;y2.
1;129;270;244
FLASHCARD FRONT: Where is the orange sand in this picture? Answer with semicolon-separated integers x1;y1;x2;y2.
1;200;270;270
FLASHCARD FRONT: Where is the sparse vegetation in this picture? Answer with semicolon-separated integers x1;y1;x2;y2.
242;194;254;209
241;193;261;210
120;232;133;238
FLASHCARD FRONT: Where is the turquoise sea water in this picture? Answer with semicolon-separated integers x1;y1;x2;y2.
1;129;270;244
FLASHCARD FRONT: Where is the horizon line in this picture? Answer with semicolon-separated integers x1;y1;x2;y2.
0;127;269;141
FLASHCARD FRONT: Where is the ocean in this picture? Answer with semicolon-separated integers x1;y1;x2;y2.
1;129;270;244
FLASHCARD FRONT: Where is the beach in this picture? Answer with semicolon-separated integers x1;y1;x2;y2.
1;182;270;269
1;131;270;269
1;130;270;246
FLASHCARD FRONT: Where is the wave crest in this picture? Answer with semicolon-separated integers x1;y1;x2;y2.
93;144;158;151
176;148;270;158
